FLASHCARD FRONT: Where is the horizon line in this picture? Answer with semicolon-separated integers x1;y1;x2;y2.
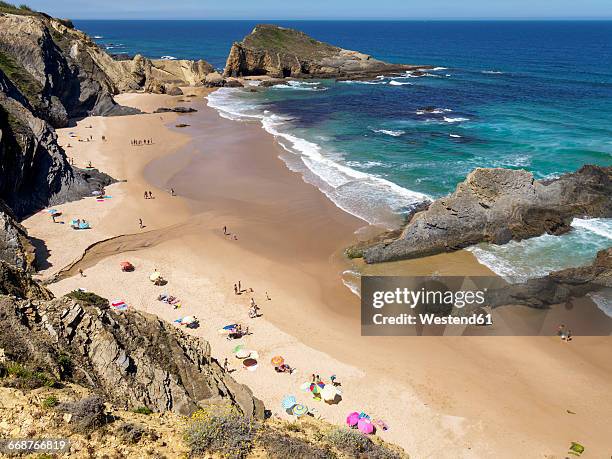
69;17;612;22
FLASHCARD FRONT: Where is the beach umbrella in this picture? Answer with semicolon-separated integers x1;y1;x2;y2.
249;351;259;360
321;385;340;402
243;358;258;371
223;324;238;330
235;349;251;359
149;272;161;282
310;383;322;394
292;404;309;417
358;418;375;435
299;382;311;392
346;412;360;427
282;395;297;410
47;209;59;214
271;356;284;366
232;344;244;353
181;316;196;325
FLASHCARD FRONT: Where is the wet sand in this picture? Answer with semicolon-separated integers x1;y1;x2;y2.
24;92;612;458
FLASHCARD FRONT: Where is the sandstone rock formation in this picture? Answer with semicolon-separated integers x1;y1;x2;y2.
363;165;612;263
0;288;264;418
224;24;429;79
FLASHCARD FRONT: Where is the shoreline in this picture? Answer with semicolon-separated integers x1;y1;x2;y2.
24;91;612;458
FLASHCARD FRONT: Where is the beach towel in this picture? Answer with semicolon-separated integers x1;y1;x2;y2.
111;300;128;311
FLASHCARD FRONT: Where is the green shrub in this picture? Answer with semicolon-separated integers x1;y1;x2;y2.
41;395;59;409
326;427;404;459
2;363;57;390
184;406;258;459
259;431;333;459
66;290;109;308
132;406;153;415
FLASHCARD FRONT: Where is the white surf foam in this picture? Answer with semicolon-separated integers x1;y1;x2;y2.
371;129;405;137
469;218;612;283
443;116;470;123
416;108;452;115
588;290;612;318
482;70;504;74
160;56;177;60
207;88;430;227
273;81;327;91
388;80;413;86
449;134;462;138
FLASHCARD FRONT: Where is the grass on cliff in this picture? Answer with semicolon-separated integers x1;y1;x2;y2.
0;1;36;14
0;50;43;105
244;25;338;58
66;290;110;308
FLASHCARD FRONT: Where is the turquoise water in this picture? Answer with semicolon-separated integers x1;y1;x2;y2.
76;20;612;283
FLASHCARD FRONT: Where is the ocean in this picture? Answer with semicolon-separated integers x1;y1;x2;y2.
76;20;612;284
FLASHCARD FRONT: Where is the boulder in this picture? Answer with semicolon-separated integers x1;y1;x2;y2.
204;71;224;87
363;165;612;263
166;85;184;96
223;24;430;79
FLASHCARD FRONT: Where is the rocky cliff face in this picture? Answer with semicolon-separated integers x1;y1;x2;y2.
224;24;428;79
0;286;264;418
0;12;140;127
364;165;612;263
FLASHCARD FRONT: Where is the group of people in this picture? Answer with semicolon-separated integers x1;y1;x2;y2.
249;298;261;318
557;324;573;342
144;190;155;199
131;138;154;146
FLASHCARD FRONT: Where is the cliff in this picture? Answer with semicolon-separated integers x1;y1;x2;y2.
0;272;263;417
224;24;428;79
363;165;612;263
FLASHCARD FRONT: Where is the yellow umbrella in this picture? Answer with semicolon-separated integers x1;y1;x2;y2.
271;356;284;366
149;271;161;282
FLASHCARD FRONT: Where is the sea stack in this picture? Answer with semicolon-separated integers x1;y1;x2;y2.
223;24;429;79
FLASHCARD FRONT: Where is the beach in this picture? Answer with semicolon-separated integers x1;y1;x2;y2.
24;91;612;458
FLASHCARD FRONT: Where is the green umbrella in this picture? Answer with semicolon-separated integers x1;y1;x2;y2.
233;344;244;353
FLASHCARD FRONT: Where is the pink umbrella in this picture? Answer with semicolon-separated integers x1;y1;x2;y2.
358;418;375;435
346;412;360;427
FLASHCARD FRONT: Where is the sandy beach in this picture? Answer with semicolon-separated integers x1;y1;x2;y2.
24;91;612;458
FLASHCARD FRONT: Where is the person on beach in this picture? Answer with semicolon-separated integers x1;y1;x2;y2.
79;268;85;277
266;291;271;301
223;358;230;373
238;280;242;292
171;188;176;196
557;324;565;339
51;213;57;223
144;191;148;199
148;191;154;199
233;284;238;295
139;218;144;229
223;225;228;235
566;330;573;342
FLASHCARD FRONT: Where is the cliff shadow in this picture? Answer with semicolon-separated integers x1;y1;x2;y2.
29;236;53;271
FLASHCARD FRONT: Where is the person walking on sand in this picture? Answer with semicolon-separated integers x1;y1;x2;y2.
566;329;573;342
139;218;144;229
144;191;148;199
79;268;85;277
148;190;154;199
238;280;242;292
234;284;238;295
223;225;228;235
171;188;176;196
223;358;230;373
266;291;271;301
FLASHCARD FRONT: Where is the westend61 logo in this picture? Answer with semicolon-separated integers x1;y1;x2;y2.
361;276;507;336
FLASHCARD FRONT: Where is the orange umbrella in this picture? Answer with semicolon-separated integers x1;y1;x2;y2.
271;355;284;366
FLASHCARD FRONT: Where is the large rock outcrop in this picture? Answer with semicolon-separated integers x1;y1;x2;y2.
0;12;139;127
364;165;612;263
0;201;34;271
224;24;428;79
0;291;264;418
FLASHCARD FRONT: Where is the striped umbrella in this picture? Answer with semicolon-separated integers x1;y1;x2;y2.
292;404;309;417
282;395;297;410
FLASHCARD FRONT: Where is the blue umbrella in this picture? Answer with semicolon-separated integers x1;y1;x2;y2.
282;395;297;410
223;324;238;330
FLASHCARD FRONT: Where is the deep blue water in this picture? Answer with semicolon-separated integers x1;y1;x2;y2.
76;20;612;284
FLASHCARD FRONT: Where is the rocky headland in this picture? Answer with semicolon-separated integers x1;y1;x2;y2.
361;165;612;263
223;24;429;79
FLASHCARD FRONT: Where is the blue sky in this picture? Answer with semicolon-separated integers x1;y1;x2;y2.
25;0;612;19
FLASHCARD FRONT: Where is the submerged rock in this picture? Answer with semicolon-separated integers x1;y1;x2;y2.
154;106;197;114
364;165;612;263
223;24;429;79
